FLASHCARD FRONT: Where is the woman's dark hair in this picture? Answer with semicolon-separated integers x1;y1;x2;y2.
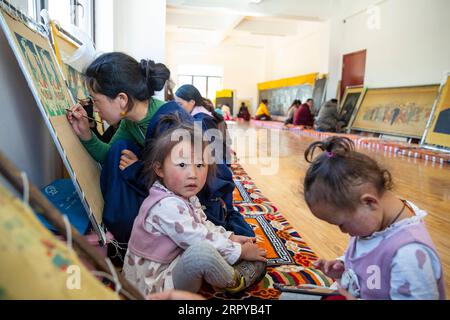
303;137;393;212
84;52;170;111
175;84;224;124
142;114;216;189
290;99;302;108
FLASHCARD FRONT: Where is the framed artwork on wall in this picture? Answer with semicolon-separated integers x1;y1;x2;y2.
350;85;440;139
339;85;365;129
423;74;450;149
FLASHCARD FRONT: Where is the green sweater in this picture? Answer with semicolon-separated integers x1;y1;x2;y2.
81;99;165;163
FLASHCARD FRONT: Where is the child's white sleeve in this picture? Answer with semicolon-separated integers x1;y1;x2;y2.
390;243;442;300
203;218;233;239
147;197;241;265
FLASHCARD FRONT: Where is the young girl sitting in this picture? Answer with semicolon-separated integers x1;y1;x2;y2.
303;137;446;300
123;120;267;296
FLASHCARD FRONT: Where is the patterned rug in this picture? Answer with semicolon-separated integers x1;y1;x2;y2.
199;163;332;300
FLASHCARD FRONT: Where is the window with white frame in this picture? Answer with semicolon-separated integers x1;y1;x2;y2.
176;75;223;102
47;0;94;40
7;0;95;41
7;0;35;19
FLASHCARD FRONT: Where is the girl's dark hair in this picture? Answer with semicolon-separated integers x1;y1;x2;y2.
303;137;393;212
84;52;170;111
175;84;224;124
142;114;216;189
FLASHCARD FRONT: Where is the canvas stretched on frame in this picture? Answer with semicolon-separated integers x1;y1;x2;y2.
312;76;327;114
338;86;365;129
0;7;105;242
423;74;450;149
51;24;104;134
350;85;440;139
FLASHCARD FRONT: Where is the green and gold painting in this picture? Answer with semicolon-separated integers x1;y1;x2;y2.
36;45;69;115
1;7;104;241
14;33;60;116
64;64;89;100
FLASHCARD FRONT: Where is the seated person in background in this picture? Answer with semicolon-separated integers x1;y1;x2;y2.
237;102;251;121
314;99;339;132
255;99;272;121
293;98;314;127
284;99;302;125
222;104;232;121
215;105;224;117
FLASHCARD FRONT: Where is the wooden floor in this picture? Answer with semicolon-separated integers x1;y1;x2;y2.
230;121;450;296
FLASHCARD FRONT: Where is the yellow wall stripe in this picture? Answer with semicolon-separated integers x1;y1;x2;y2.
258;73;318;91
216;89;234;98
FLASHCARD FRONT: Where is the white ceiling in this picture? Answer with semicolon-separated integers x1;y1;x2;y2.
166;0;332;46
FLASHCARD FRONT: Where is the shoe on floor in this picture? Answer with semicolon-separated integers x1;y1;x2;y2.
227;260;267;293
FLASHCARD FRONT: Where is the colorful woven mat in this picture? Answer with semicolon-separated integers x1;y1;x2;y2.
199;163;332;300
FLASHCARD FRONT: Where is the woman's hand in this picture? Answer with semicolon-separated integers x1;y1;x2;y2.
312;259;345;279
230;235;256;245
119;149;138;171
240;242;267;262
67;103;92;141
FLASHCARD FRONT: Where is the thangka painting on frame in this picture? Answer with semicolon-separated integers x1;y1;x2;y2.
0;6;105;242
423;74;450;148
339;86;365;129
51;25;104;133
350;85;440;138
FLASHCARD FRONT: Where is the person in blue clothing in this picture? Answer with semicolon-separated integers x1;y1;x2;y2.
67;52;193;248
174;84;255;237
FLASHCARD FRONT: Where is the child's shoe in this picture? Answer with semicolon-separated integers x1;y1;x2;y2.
226;261;267;294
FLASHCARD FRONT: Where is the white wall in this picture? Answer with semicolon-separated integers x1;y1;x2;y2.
326;0;450;99
96;0;166;59
95;0;167;98
0;28;62;189
113;0;166;63
266;21;330;80
167;36;266;114
95;0;114;53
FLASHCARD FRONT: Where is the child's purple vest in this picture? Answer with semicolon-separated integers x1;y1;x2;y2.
344;221;446;300
128;186;192;264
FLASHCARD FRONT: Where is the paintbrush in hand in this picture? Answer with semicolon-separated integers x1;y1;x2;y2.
65;108;103;124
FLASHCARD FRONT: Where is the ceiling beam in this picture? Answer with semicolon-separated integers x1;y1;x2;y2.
166;4;324;22
213;15;246;45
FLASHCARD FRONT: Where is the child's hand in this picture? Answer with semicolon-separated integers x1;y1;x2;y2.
230;235;256;245
312;259;345;279
119;149;138;171
337;284;357;300
240;242;267;262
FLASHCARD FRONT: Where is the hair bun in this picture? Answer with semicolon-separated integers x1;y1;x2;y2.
140;59;170;93
139;59;154;79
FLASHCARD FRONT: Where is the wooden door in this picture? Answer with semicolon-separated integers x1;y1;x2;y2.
341;49;366;99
